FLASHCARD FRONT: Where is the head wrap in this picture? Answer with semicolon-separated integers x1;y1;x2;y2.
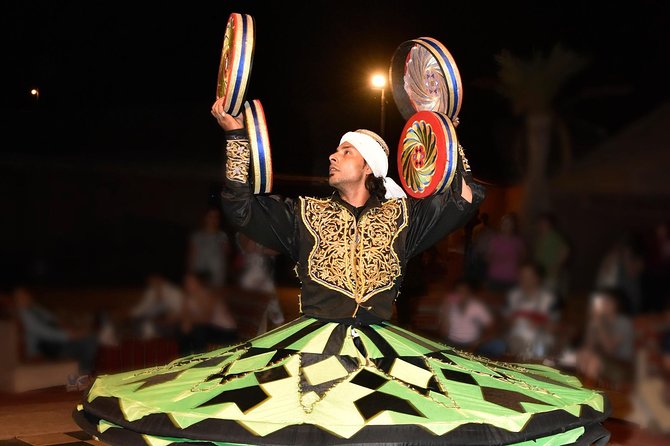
339;129;407;199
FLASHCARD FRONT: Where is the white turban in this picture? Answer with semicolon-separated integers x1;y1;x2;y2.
339;130;407;199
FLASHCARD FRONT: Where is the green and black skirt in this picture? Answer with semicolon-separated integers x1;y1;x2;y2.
74;317;610;445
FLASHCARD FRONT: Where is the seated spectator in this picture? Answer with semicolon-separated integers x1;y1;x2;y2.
466;212;494;283
130;273;184;339
643;222;670;313
532;213;570;300
13;287;98;379
577;287;634;386
237;233;285;333
178;271;238;355
438;279;504;357
662;304;670;405
505;263;557;360
485;213;525;293
188;208;231;288
629;300;670;432
596;234;644;315
0;291;12;319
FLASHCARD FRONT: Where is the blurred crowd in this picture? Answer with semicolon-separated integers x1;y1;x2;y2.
436;212;670;432
1;207;284;390
2;206;669;432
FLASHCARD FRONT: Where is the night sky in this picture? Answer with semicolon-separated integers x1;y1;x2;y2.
3;0;669;182
2;1;670;286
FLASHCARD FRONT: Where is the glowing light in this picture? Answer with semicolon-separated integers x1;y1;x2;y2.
371;74;386;89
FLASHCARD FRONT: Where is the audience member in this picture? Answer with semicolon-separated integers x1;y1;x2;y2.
13;287;98;378
577;287;634;386
630;300;670;432
130;273;184;339
438;278;503;357
661;305;670;405
642;221;670;313
505;263;557;360
188;208;231;287
0;291;11;319
237;233;285;333
533;213;570;299
486;213;525;293
596;234;644;315
178;271;237;355
467;212;494;282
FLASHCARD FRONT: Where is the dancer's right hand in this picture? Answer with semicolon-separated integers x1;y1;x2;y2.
211;97;244;131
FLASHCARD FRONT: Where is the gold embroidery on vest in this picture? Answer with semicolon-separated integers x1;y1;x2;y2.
226;139;250;183
301;197;408;303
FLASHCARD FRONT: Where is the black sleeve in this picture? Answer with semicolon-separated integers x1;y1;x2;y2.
220;129;299;261
405;155;486;259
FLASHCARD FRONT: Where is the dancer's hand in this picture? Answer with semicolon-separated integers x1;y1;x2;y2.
211;97;244;131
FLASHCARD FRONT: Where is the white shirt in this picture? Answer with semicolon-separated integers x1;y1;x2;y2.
506;287;556;345
441;296;492;345
132;282;183;318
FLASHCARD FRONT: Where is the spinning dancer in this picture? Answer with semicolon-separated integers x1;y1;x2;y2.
73;98;610;445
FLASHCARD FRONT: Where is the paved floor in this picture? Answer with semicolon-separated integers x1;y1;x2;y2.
0;389;83;441
0;431;102;446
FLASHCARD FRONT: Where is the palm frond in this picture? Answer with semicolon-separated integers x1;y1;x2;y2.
496;44;589;114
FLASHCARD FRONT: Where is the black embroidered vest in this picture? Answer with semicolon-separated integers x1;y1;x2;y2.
295;195;409;322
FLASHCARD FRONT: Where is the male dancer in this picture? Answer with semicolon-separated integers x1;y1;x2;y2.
211;96;482;325
72;100;609;446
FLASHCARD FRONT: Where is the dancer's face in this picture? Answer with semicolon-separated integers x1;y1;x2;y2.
328;142;371;191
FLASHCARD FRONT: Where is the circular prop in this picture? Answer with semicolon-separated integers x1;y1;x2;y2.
397;111;458;198
216;13;255;117
390;37;462;121
244;99;273;194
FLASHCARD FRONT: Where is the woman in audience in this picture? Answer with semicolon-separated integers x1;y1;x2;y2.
485;213;525;293
577;287;634;386
504;263;558;360
178;271;237;355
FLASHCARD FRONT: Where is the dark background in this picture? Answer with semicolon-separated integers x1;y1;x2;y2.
1;0;669;286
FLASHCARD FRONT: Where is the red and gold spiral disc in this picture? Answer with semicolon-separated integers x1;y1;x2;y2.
397;111;458;198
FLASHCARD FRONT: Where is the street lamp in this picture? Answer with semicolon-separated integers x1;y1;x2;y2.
30;88;40;103
370;74;386;138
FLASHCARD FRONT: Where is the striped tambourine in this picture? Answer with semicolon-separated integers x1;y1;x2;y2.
397;110;458;198
216;13;255;116
390;37;462;122
244;99;273;194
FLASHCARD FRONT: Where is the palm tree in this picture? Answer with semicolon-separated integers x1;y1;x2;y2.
496;44;589;228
